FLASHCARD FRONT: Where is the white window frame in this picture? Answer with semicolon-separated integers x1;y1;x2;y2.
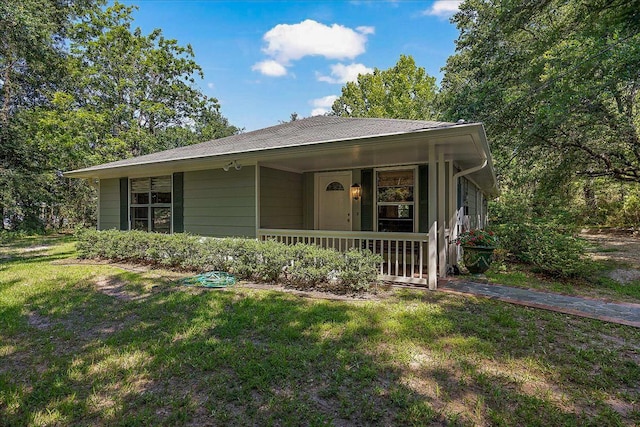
129;176;173;233
374;166;419;233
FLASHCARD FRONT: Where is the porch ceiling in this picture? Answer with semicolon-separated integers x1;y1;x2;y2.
259;124;497;195
69;121;497;196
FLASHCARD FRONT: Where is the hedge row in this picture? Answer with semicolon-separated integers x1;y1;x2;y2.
76;229;383;292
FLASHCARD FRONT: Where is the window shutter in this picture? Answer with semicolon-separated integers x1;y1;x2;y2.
173;172;184;233
419;165;428;233
361;169;373;231
119;177;129;230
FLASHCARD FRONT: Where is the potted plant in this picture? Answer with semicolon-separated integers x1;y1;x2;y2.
455;229;498;274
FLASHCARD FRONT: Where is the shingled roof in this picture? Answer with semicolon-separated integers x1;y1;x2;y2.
67;115;457;175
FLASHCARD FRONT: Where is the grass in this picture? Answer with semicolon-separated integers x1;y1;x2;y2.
486;262;640;301
486;257;640;303
1;235;640;426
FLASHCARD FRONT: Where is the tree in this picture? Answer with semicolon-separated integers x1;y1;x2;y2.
331;55;438;120
66;2;238;158
1;1;239;229
440;0;640;187
0;0;98;230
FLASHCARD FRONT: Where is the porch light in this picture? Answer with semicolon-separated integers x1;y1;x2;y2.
350;183;361;200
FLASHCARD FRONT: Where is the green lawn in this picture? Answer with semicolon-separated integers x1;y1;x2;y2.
486;259;640;303
1;236;639;426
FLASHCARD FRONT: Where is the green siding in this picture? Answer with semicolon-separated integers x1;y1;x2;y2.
302;172;314;229
183;167;256;238
361;169;373;231
260;167;303;229
99;178;121;230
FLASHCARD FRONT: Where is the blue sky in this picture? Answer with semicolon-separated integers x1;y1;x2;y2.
119;0;462;131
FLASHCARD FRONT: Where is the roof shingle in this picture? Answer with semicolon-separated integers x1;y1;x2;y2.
68;115;456;174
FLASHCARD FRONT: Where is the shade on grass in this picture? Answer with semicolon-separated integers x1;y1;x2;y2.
1;236;639;426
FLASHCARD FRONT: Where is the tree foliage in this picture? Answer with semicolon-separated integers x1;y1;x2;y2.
440;0;640;187
0;1;239;230
331;55;438;120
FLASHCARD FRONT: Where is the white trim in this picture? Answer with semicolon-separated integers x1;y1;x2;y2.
428;145;438;290
438;152;446;278
127;177;131;231
96;179;101;230
128;175;173;233
255;163;261;236
170;174;174;234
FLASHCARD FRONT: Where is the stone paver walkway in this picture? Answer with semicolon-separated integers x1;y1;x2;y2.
438;279;640;328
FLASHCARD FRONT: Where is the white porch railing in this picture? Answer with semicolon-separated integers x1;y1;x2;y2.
257;229;429;285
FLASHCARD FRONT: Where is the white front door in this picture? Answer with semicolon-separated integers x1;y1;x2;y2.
316;171;352;231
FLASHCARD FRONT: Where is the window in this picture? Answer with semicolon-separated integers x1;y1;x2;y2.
376;169;415;232
130;176;172;233
325;181;345;191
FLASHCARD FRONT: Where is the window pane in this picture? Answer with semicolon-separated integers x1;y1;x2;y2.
131;192;149;204
131;207;148;231
378;187;413;202
152;192;171;204
378;205;414;232
131;178;150;192
377;170;414;187
377;170;414;202
152;207;171;233
151;176;171;192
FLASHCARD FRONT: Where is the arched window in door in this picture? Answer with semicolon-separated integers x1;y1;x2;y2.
325;181;345;191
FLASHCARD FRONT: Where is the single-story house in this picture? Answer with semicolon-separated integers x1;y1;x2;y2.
66;116;498;288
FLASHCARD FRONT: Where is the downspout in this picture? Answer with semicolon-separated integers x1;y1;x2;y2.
449;158;488;272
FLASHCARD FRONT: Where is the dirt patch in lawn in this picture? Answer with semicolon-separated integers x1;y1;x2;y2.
581;229;640;283
94;276;150;301
238;282;395;302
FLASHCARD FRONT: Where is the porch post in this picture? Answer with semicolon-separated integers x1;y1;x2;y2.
438;151;446;277
428;145;437;290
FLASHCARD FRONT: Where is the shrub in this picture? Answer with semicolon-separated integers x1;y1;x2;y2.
339;249;382;291
75;229;381;292
494;222;592;278
285;244;338;288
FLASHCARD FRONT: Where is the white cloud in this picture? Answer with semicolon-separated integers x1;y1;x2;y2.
356;26;375;35
311;108;330;116
310;95;339;116
263;19;372;62
317;63;373;84
251;60;288;77
207;82;215;90
252;19;374;76
311;95;338;108
422;0;462;17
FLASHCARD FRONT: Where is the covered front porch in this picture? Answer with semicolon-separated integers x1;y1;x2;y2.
253;123;497;288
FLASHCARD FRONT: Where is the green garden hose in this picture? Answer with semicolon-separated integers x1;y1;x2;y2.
178;271;236;288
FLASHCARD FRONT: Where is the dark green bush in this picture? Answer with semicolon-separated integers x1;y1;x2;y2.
494;222;592;278
75;229;382;292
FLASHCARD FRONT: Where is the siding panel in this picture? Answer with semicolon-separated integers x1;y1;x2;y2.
183;167;256;237
99;178;121;230
260;167;303;229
